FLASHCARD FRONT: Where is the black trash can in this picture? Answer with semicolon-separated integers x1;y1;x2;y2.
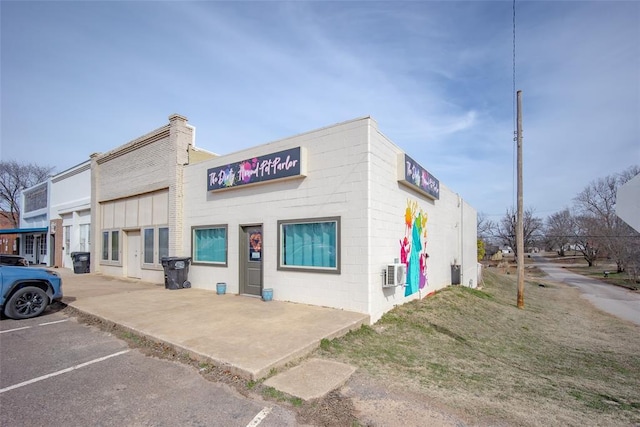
160;257;192;290
71;252;90;274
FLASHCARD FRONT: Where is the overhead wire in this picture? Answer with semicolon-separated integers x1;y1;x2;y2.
512;0;517;211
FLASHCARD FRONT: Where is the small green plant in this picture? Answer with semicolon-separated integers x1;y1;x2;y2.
462;287;494;300
263;387;289;402
320;338;332;351
121;331;143;345
262;387;304;406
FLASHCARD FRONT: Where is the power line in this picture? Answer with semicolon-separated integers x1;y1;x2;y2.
512;0;517;211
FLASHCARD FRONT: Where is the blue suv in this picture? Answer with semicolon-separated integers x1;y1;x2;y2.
0;265;63;319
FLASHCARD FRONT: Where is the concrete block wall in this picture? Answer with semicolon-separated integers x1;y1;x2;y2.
367;124;478;322
183;118;373;314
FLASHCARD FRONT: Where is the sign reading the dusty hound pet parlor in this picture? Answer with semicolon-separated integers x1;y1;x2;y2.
398;153;440;200
207;147;306;192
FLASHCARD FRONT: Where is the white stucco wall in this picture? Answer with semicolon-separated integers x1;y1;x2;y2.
50;161;92;269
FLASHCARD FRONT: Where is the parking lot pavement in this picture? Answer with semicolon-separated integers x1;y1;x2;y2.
1;311;297;427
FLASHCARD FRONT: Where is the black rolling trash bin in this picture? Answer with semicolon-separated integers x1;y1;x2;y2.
160;257;192;290
71;252;90;274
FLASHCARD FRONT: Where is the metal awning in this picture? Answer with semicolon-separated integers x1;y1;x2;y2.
0;227;48;235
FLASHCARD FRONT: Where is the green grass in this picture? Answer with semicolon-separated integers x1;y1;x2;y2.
316;270;640;426
564;265;639;290
262;387;303;407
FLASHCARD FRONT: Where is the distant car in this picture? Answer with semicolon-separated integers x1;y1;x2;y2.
1;265;63;319
0;254;29;267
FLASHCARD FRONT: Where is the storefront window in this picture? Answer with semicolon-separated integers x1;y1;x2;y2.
159;227;169;261
278;217;340;273
142;227;169;266
101;230;121;264
79;224;89;252
39;236;47;256
144;228;154;264
102;232;109;260
192;225;227;265
111;231;119;261
25;235;34;255
64;226;71;255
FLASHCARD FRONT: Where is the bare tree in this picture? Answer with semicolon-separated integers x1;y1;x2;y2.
573;165;640;271
0;161;54;228
494;207;543;259
477;212;495;241
572;214;600;267
545;208;575;256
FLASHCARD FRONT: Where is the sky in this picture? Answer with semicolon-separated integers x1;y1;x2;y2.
1;1;638;221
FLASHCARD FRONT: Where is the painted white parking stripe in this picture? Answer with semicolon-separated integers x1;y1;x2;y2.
39;319;69;326
0;326;31;334
1;318;70;334
0;350;130;394
246;407;272;427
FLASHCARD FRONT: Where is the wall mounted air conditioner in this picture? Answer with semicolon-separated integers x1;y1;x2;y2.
385;263;406;287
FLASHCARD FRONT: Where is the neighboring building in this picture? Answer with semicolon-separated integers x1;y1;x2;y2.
19;181;50;265
616;173;640;232
89;114;477;323
49;161;92;269
90;114;215;282
0;211;19;255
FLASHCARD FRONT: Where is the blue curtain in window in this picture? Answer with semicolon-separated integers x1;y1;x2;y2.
194;228;226;263
283;222;336;268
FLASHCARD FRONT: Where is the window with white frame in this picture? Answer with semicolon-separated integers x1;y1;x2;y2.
192;225;227;265
142;227;169;266
39;236;47;256
79;224;89;252
64;226;71;255
144;228;154;264
25;235;34;255
159;227;169;260
111;231;119;261
278;217;340;273
102;231;109;261
101;230;120;263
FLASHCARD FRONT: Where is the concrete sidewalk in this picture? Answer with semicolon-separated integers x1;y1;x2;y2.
56;268;368;399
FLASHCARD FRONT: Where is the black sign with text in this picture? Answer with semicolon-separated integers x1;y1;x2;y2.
400;154;440;200
207;147;303;192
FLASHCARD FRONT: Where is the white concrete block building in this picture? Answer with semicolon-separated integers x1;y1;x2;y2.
183;116;476;322
88;114;477;323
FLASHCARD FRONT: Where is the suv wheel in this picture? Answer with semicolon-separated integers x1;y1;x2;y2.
5;286;49;319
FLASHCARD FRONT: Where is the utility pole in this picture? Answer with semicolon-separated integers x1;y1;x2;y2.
516;90;525;309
